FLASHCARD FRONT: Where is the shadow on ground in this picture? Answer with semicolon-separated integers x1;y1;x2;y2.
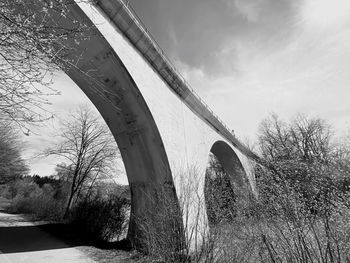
0;223;95;253
0;222;134;253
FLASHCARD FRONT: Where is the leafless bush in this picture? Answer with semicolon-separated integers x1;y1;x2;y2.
134;162;350;263
69;192;130;243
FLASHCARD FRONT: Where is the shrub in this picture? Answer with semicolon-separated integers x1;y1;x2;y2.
3;177;35;199
137;164;350;263
206;164;350;263
69;193;129;243
8;183;64;221
6;178;66;220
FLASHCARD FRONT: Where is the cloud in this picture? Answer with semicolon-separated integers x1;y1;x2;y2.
299;0;350;30
130;0;298;77
168;0;350;140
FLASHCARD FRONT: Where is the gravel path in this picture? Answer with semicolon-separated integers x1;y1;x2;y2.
0;209;146;263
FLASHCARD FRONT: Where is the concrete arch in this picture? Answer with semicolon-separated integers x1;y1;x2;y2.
36;0;258;252
203;141;250;227
48;4;183;250
210;140;248;189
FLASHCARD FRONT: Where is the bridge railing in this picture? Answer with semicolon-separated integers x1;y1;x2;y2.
115;0;232;133
95;0;263;162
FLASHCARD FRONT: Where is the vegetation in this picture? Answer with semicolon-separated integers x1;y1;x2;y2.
205;154;236;226
1;176;67;220
1;175;130;242
2;1;348;261
201;114;350;263
69;193;130;243
0;0;90;127
0;122;29;184
256;114;350;213
1;75;350;262
0;103;127;244
126;114;350;263
43;106;120;217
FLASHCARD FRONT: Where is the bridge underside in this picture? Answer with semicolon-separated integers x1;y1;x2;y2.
41;1;257;251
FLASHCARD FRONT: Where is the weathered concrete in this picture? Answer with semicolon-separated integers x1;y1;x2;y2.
39;0;260;251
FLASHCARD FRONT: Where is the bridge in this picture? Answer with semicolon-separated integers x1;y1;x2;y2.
41;0;261;251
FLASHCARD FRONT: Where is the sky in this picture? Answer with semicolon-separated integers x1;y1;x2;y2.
24;0;350;181
126;0;350;137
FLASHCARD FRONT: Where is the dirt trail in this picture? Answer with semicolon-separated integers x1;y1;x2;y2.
0;207;145;263
0;211;97;263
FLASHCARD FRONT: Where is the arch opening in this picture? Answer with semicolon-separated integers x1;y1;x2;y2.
204;141;248;228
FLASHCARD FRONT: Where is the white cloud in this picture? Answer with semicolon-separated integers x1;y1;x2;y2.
299;0;350;30
174;0;350;141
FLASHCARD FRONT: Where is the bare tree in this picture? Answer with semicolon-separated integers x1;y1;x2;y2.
291;114;333;163
258;114;333;164
44;106;120;217
0;0;90;128
256;114;347;213
0;122;29;184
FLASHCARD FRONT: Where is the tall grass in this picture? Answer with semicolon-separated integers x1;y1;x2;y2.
131;166;350;263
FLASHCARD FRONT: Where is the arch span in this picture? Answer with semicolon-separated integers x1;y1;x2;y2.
204;141;253;227
210;141;248;189
43;3;184;250
32;0;259;252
